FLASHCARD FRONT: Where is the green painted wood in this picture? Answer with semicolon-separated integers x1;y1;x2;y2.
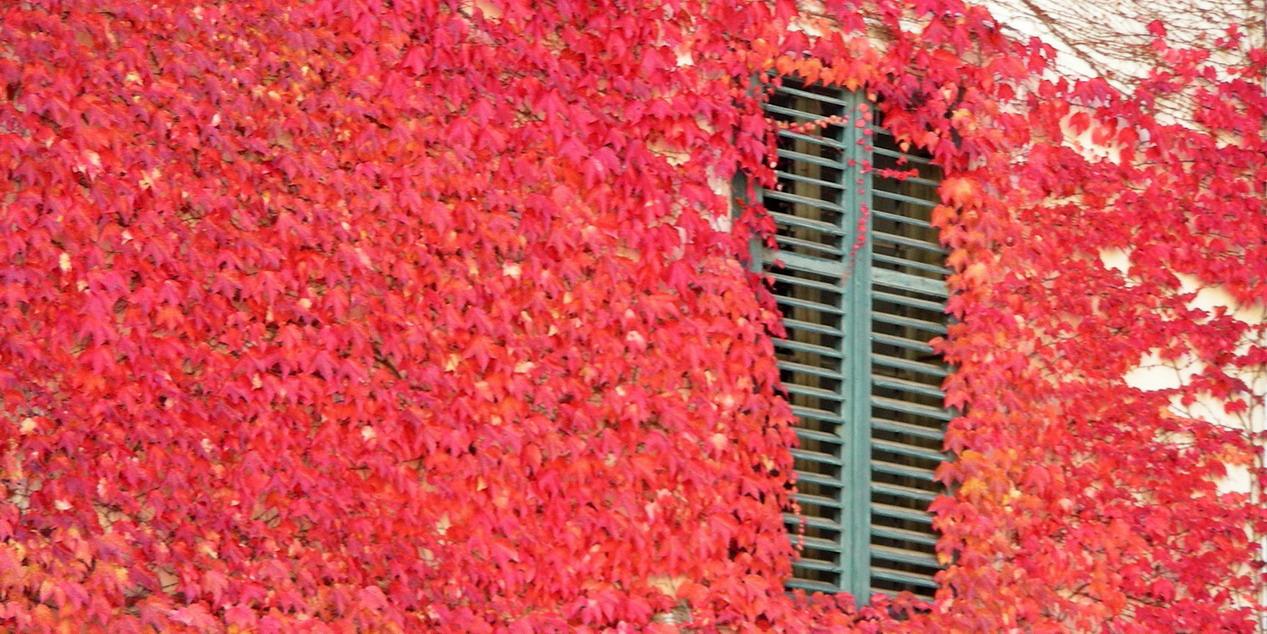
872;145;933;164
872;524;939;545
871;268;947;297
768;211;847;236
872;188;939;208
872;230;947;254
777;148;847;170
871;311;947;334
872;252;949;275
775;337;845;359
840;90;875;603
776;170;846;191
871;209;935;228
871;354;948;378
778;128;848;150
872;501;933;524
773;250;849;276
866;114;950;598
730;171;764;274
872;416;945;441
782;317;843;338
760;78;857;593
775;84;854;106
763;189;847;213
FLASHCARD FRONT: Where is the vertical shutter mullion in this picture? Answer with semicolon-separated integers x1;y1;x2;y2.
840;92;874;602
733;170;764;273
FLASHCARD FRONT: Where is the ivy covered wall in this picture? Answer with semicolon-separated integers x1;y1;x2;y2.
0;0;1264;631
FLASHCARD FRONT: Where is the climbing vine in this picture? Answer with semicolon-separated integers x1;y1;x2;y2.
0;0;1263;631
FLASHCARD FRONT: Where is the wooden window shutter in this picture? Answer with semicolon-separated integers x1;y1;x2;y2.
756;78;950;600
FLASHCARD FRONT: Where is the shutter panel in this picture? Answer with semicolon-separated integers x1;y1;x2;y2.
760;80;864;595
758;79;950;600
867;126;949;598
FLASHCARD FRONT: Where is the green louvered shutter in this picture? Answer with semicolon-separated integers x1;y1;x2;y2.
865;114;949;597
757;79;950;600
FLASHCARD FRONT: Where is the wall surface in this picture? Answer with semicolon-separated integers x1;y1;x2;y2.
980;0;1265;85
982;2;1267;626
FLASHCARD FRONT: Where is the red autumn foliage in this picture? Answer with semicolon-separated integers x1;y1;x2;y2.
1;0;1264;631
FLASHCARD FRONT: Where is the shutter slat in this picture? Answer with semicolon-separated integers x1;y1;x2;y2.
762;188;845;213
783;512;844;532
872;252;949;276
872;374;945;399
783;383;846;402
773;234;845;258
777;128;847;150
791;557;843;573
872;524;939;546
768;271;845;294
790;405;844;424
769;211;846;236
872;353;947;378
872;502;933;525
872;311;947;335
873;438;945;464
782;317;844;337
872;188;937;208
872;417;945;441
792;447;845;467
794;471;844;488
871;332;935;354
871;544;940;568
872;395;953;421
767;250;848;276
871;480;938;503
872;290;945;313
763;103;836;122
775;295;844;316
775;338;844;359
872;145;933;165
787;578;842;593
776;170;845;191
777;148;846;170
872;268;948;297
872;209;934;229
775;84;853;106
783;360;844;380
795;492;845;510
794;533;847;551
873;459;936;482
877;172;940;188
872;230;947;254
871;566;938;588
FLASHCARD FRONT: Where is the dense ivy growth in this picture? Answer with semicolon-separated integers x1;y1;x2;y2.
1;0;1264;631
